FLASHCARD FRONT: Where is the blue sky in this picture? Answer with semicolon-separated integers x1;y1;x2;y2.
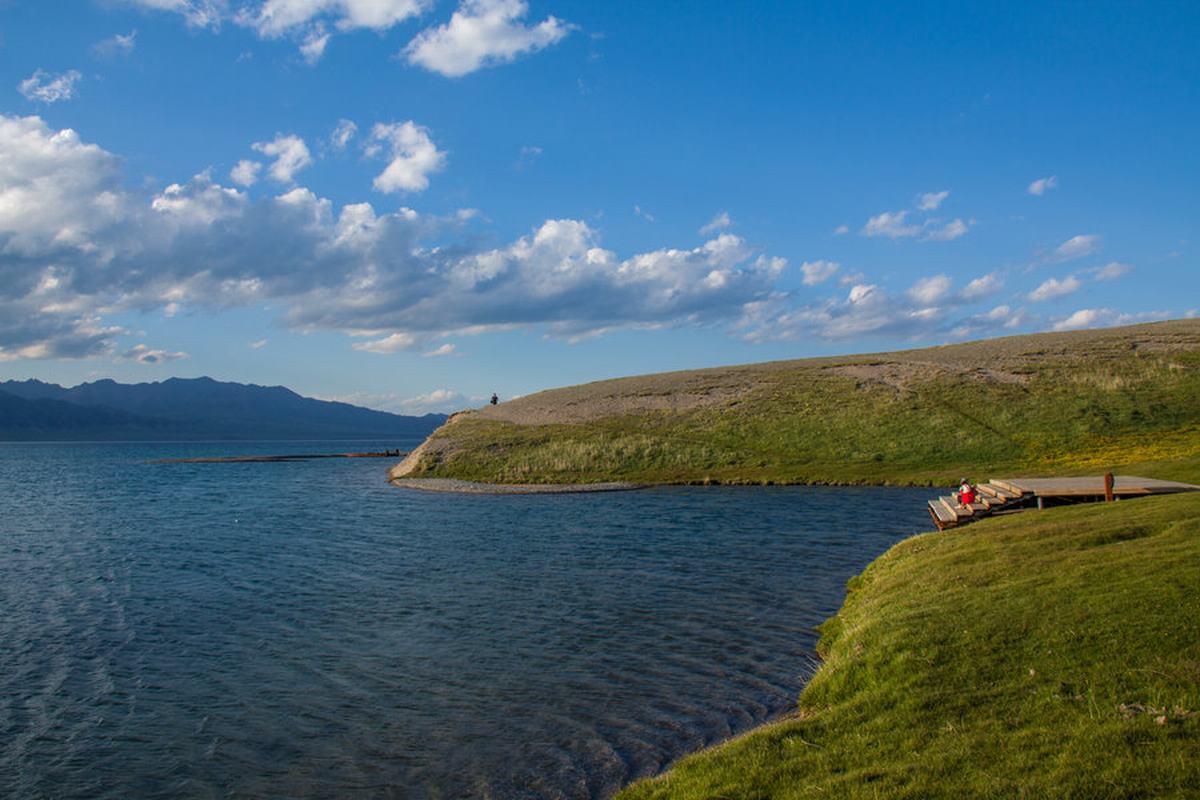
1;1;1197;413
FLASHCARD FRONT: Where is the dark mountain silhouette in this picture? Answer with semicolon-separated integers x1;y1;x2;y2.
0;377;447;441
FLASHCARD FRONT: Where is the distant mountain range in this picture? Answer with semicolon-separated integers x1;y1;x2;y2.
0;377;447;441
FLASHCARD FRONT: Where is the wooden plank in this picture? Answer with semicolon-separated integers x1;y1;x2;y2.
941;496;983;520
939;496;967;520
928;500;956;526
979;482;1020;500
994;476;1200;498
991;479;1026;495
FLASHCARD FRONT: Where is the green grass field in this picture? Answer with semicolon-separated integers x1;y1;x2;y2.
400;321;1200;487
618;492;1200;799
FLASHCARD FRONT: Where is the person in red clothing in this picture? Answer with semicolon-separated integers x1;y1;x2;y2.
957;478;976;507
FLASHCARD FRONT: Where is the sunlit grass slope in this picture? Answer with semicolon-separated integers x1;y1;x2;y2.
397;320;1200;485
618;492;1200;799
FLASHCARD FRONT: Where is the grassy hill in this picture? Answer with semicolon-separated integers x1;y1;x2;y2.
617;491;1200;798
392;320;1200;486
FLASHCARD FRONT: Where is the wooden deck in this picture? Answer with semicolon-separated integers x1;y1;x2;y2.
927;475;1200;531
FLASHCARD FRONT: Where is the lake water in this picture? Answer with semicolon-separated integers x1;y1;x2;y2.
0;441;933;799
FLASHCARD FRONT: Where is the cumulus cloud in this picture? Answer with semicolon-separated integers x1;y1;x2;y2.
699;211;732;235
119;343;189;364
833;224;849;235
1028;275;1083;302
916;190;949;211
249;338;268;349
1028;175;1058;196
800;260;839;286
93;30;138;58
923;218;970;241
396;388;472;414
230;159;263;186
366;121;446;193
18;69;83;104
299;27;331;62
125;0;222;28
1050;234;1100;262
862;210;920;238
961;272;1003;301
1094;261;1132;281
1;114;1173;364
239;0;429;36
1053;308;1169;332
330;118;357;150
404;0;573;77
128;1;427;61
352;332;420;353
252;134;312;183
908;274;952;305
423;343;456;357
321;388;478;414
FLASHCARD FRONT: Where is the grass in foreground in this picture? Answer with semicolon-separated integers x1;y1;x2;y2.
619;493;1200;799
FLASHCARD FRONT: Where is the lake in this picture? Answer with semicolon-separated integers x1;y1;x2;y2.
0;441;933;798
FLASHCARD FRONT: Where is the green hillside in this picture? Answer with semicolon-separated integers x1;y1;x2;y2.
618;491;1200;799
392;320;1200;486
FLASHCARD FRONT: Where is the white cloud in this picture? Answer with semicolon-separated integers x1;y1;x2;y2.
330;118;358;150
249;338;268;349
18;70;83;104
404;0;573;77
1050;234;1100;262
236;0;429;36
1094;261;1132;281
633;205;655;222
299;26;331;62
833;224;849;235
252;134;313;183
916;190;949;211
699;211;732;235
908;274;952;305
128;0;428;58
1028;275;1083;302
1028;175;1058;196
1053;308;1169;332
366;121;446;194
93;30;138;58
923;218;970;241
862;210;920;238
125;0;222;28
800;260;839;286
4;113;1172;365
423;343;456;357
960;272;1003;300
119;343;189;364
352;332;420;353
230;159;263;186
397;388;472;414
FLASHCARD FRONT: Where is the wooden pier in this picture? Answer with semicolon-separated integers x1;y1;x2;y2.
928;475;1200;530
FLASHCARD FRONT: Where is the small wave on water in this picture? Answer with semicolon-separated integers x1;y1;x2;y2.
0;441;932;799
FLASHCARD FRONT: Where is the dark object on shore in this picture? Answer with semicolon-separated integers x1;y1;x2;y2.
928;475;1200;530
154;450;405;464
490;393;498;405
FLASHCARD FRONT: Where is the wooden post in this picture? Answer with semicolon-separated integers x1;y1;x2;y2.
1104;472;1115;502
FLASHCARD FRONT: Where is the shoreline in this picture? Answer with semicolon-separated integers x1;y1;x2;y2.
616;491;1200;798
389;477;647;494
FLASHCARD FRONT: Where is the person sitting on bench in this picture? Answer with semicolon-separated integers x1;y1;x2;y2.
956;478;976;508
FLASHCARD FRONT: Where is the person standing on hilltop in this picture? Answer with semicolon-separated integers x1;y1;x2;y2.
490;393;498;405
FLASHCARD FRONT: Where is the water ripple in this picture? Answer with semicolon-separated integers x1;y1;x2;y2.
0;441;933;799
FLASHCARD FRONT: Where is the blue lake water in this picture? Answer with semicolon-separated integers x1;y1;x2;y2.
0;441;934;799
